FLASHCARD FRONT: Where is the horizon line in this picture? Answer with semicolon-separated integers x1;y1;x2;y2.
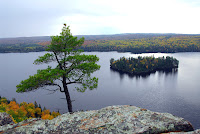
1;33;200;39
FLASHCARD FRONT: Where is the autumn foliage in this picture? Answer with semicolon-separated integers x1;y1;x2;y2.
0;97;60;123
81;35;200;53
110;56;179;75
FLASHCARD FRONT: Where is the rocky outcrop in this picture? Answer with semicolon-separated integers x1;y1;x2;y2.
0;112;14;126
0;105;195;133
167;129;200;134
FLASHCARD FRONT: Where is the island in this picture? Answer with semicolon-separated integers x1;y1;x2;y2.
110;56;179;75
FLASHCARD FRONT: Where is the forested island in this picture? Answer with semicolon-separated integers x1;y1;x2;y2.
0;34;199;53
110;56;179;75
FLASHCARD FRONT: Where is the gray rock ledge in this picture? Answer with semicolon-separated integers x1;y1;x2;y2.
0;105;195;134
0;112;14;126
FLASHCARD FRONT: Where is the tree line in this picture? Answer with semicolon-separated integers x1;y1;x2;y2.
0;96;60;123
81;35;200;53
0;44;45;53
0;35;199;53
110;56;179;75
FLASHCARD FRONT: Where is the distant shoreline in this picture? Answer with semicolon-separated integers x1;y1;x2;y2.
0;33;199;53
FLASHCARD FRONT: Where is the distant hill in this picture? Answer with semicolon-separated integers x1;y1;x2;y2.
0;33;199;53
0;36;51;45
76;33;185;40
1;33;199;45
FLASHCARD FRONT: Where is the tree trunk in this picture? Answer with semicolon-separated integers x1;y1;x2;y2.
64;87;73;113
63;76;73;113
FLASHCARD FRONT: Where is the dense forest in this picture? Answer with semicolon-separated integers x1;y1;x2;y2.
0;34;199;53
110;56;179;75
0;36;49;53
81;35;200;53
0;96;60;123
0;44;45;53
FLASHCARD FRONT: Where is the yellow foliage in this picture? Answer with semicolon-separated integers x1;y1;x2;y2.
0;102;8;112
10;115;17;123
0;98;8;104
20;106;27;114
52;111;61;118
8;101;20;111
42;109;50;115
35;107;42;117
0;97;60;123
41;110;60;120
27;103;35;109
20;102;28;108
41;114;54;120
27;108;35;118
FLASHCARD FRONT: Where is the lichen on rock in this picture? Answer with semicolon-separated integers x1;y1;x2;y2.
0;105;195;134
0;112;14;126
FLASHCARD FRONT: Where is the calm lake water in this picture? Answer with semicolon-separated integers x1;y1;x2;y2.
0;52;200;129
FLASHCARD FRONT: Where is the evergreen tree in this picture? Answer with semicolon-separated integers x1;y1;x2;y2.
16;24;100;112
34;101;38;108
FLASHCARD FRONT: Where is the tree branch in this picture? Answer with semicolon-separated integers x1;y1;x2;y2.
66;81;82;85
75;73;84;81
66;63;75;75
45;83;64;92
67;77;71;82
65;73;84;85
64;43;67;69
58;78;63;82
54;52;63;70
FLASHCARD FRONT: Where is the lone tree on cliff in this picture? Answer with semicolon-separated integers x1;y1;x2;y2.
16;24;100;112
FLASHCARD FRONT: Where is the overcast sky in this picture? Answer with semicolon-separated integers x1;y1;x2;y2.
0;0;200;38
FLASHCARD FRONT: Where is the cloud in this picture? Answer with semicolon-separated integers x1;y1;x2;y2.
0;0;120;37
0;0;200;38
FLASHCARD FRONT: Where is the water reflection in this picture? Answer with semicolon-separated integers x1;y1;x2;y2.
110;68;178;80
157;68;178;76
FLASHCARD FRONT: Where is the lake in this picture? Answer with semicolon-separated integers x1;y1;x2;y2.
0;52;200;129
